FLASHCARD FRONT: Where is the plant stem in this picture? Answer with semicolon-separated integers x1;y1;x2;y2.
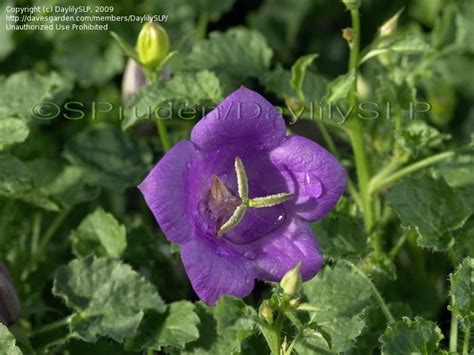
29;315;72;337
346;261;395;324
156;117;172;152
388;229;411;261
346;9;374;238
147;348;154;355
369;150;455;193
22;209;70;281
462;322;471;355
315;121;362;209
449;313;458;353
196;13;208;39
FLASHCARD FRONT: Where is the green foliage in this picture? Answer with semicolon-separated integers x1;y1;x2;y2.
63;126;146;191
387;175;472;250
0;118;29;151
53;256;166;343
71;208;127;258
123;70;222;130
184;28;273;78
0;324;22;355
301;264;373;352
379;317;443;355
449;257;474;321
126;301;200;351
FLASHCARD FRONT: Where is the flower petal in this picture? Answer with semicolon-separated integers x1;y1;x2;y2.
269;135;347;221
138;141;198;244
250;218;323;282
191;86;286;153
181;239;255;305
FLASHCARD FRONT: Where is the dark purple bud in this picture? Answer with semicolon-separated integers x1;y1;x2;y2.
0;263;21;325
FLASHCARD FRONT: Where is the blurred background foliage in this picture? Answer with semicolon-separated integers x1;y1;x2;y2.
0;0;473;353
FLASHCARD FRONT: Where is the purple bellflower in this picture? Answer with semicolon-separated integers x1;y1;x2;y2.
139;87;347;305
0;262;21;325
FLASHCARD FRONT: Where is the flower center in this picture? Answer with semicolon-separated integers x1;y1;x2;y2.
204;157;293;237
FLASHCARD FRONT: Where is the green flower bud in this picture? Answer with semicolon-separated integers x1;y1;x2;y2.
259;300;273;325
288;298;301;309
280;262;302;296
136;22;170;69
342;0;361;11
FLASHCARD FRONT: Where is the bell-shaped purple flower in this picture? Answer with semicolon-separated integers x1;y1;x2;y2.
0;263;21;325
139;87;347;305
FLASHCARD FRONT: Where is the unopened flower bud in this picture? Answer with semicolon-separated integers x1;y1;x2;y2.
280;262;302;296
342;0;361;11
260;300;273;325
288;298;300;309
136;22;170;69
122;59;147;103
380;9;403;37
0;263;21;325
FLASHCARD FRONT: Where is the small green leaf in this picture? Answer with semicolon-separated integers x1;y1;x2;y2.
360;35;432;64
184;28;273;78
123;70;222;130
302;264;373;352
0;154;32;197
312;212;367;261
449;257;474;321
71;208;127;258
63;125;146;191
398;120;450;158
110;31;140;63
126;301;200;351
0;118;29;151
379;317;443;355
325;70;356;104
0;324;22;355
214;296;257;353
53;256;166;343
290;54;319;102
387;175;472;251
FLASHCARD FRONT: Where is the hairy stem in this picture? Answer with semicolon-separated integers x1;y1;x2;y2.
346;261;395;323
450;313;458;353
462;322;471;355
369;150;455;193
346;9;375;242
29;315;72;337
196;13;208;39
156;117;172;152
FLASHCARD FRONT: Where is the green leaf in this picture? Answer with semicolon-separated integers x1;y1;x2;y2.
0;154;32;197
437;154;474;188
53;256;166;343
63;125;146;191
123;70;222;130
312;212;367;261
26;159;98;209
71;208;127;258
360;35;432;64
110;31;140;63
126;301;200;351
0;2;14;60
290;54;318;102
0;118;29;151
182;301;255;355
325;70;356;104
194;0;235;21
0;71;72;119
387;175;472;251
398;120;450;158
184;28;273;77
52;32;124;87
449;257;474;321
301;264;373;352
214;296;257;353
0;324;22;355
379;317;443;355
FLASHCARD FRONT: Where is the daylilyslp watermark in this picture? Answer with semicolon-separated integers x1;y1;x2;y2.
30;100;432;124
